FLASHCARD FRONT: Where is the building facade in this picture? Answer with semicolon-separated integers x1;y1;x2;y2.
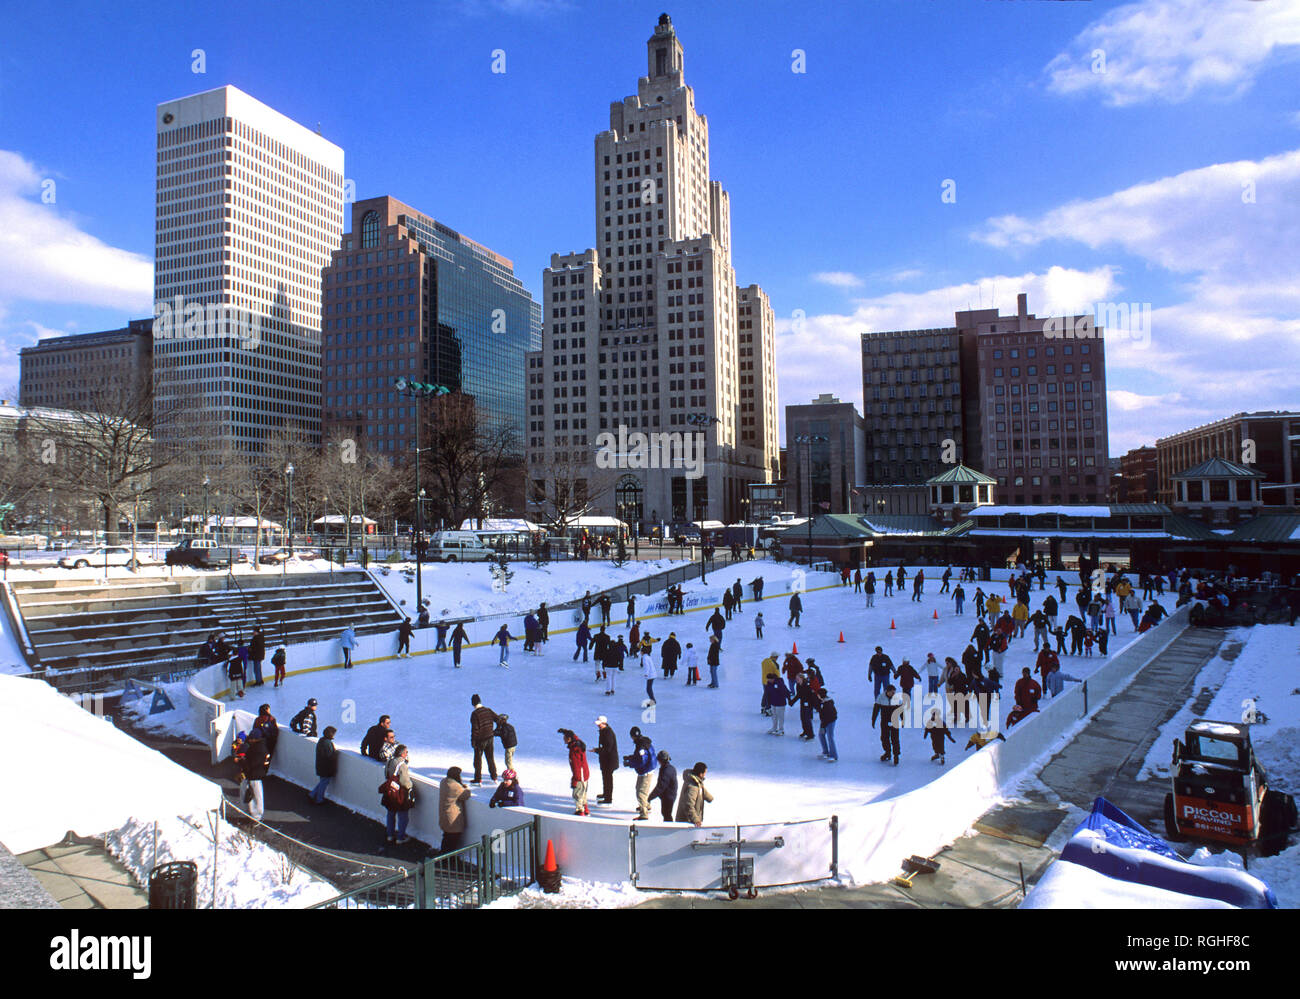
525;14;778;530
1156;411;1299;509
153;85;344;450
19;320;153;412
322;196;541;458
785;394;866;516
1117;445;1158;503
862;293;1110;505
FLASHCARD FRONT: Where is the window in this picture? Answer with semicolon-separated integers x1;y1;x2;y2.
361;211;379;249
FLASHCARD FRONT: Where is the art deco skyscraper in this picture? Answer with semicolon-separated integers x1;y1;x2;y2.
526;14;778;528
153;85;344;449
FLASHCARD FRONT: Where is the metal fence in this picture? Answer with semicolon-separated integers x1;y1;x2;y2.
309;817;539;910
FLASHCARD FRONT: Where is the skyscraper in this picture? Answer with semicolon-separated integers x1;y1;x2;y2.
525;14;778;529
321;196;542;457
153;85;344;449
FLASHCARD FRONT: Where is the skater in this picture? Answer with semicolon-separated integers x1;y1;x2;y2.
310;726;338;804
522;611;540;653
629;619;642;651
816;690;838;761
793;671;818;740
339;624;357;669
491;623;512;666
869;646;893;698
675;763;714;827
396;617;414;658
289;697;318;737
893;658;921;715
435;620;450;651
647;751;677;822
706;607;726;646
628;733;658;819
865;572;876;608
661;631;681;678
249;626;266;686
750;577;764;601
884;572;894;598
732;579;744;613
580;591;593;623
940;567;952;594
488;769;525;808
592;626;611;681
495;713;518;772
537;602;550;643
952;583;965;615
912;570;924;602
560;729;590;816
599;593;612;627
451;621;469;668
626;593;636;623
854;568;863;593
722;588;735;620
754;611;765;639
788;591;802;628
573;619;592;662
227;648;246;698
595;716;618;804
706;635;722;688
470;694;500;784
873;684;904;765
764;672;788;735
683;641;700;686
923;706;955;764
642;639;657;704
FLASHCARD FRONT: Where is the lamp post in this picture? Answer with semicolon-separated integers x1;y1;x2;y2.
685;412;721;552
285;463;295;555
46;488;53;548
202;476;210;537
395;376;452;611
795;433;828;566
130;481;142;571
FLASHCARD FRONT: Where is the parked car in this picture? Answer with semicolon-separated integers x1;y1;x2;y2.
45;539;70;551
424;531;495;562
164;538;244;568
60;546;158;570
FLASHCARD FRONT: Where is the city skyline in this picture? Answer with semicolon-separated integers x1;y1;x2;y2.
0;0;1297;456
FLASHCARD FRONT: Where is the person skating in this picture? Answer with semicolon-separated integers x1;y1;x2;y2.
759;651;780;714
706;635;721;688
952;583;965;615
883;571;894;598
816;690;838;761
249;626;267;686
764;673;789;735
922;706;956;764
603;637;620;695
647;751;677;822
573;619;592;663
641;639;657;704
750;577;764;601
793;671;818;740
469;694;500;785
660;631;681;678
893;658;921;715
788;591;803;627
451;622;469;668
537;602;550;644
940;566;952;594
629;619;641;651
865;572;876;608
522;611;541;654
227;647;247;699
595;716;618;804
924;652;942;696
495;713;518;771
339;624;357;669
435;620;450;651
560;729;590;816
592;626;612;682
396;617;414;658
722;588;735;620
488;769;525;808
853;568;863;593
731;580;744;613
872;684;904;765
911;570;924;602
437;766;471;854
490;623;512;667
310;725;338;805
706;607;726;647
290;698;318;737
626;593;636;623
675;763;714;826
754;611;765;639
868;645;893;698
599;593;612;627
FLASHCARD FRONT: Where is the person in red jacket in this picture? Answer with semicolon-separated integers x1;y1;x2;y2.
1007;668;1042;728
560;728;590;816
1035;647;1060;693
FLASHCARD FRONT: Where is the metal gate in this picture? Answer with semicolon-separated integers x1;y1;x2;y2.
630;816;837;891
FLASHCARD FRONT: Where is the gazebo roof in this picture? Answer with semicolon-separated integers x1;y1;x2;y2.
1172;457;1264;480
926;464;997;486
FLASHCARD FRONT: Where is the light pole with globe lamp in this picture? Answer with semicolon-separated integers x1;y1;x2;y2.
794;433;829;566
285;463;295;555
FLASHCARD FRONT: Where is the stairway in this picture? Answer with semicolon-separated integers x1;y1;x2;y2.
11;570;404;675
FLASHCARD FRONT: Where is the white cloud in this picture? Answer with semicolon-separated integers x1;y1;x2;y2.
810;271;863;289
1045;0;1300;107
0;149;153;312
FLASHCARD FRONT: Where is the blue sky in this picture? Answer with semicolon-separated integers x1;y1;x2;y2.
1;0;1297;453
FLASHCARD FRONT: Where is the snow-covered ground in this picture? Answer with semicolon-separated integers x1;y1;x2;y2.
154;565;1161;825
1136;622;1300;906
367;557;692;620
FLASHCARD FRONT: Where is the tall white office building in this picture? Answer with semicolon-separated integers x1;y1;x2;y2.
526;14;778;528
153;85;344;448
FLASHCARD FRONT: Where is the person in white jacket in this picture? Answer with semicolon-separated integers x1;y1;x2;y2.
641;639;657;704
683;642;700;686
340;624;357;669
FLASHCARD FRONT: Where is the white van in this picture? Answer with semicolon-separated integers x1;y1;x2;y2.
426;531;494;562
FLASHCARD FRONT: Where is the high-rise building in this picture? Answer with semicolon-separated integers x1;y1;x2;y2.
1117;445;1158;503
862;293;1110;504
321;196;542;457
525;14;778;529
1156;412;1299;509
785;394;866;516
153;85;344;449
19;319;153;412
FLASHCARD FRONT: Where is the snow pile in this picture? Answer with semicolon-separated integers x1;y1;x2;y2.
106;813;336;909
482;877;663;909
0;674;223;854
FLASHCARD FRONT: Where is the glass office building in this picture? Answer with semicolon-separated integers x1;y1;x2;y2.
322;196;541;455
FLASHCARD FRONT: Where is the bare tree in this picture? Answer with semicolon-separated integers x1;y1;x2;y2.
418;394;520;532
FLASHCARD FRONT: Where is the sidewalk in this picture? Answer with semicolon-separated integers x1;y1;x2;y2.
637;624;1232;908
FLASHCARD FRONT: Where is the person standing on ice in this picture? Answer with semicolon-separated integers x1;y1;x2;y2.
594;716;618;804
683;641;700;686
787;591;803;628
883;571;894;597
560;729;590;816
660;631;681;678
339;624;357;669
495;713;517;772
626;593;636;623
706;635;722;688
868;646;894;698
537;602;550;644
924;653;942;695
470;694;500;785
249;626;266;686
940;566;952;594
893;658;921;715
522;612;540;654
450;622;468;668
873;684;904;765
922;706;955;764
722;587;736;620
491;623;512;667
764;673;788;735
760;651;780;713
599;594;612;626
731;579;744;613
396;617;414;658
573;619;592;662
629;734;658;820
912;570;925;602
592;626;611;682
750;577;764;601
754;610;765;639
816;692;838;762
952;583;965;615
793;671;818;740
641;639;658;704
706;607;726;646
865;571;876;608
434;620;449;650
973;587;986;620
853;568;863;593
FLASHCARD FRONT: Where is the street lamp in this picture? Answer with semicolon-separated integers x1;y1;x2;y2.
285;463;295;555
394;377;451;610
794;433;829;566
202;476;210;537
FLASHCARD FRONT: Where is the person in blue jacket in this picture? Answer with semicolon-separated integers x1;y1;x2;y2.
488;769;525;808
764;673;789;735
523;612;540;653
628;735;658;820
491;623;511;666
573;620;592;662
647;751;678;822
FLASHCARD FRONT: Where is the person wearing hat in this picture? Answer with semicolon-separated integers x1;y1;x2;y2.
559;729;590;816
240;726;271;822
595;717;618;804
873;684;904;765
290;698;319;737
660;631;681;679
759;651;780;715
683;641;700;686
706;634;722;688
488;769;525;808
310;725;338;804
438;765;471;853
647;750;677;822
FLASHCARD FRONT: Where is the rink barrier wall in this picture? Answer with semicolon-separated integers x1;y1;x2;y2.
183;573;1189;889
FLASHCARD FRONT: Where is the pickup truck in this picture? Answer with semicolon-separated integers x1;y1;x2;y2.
165;538;245;568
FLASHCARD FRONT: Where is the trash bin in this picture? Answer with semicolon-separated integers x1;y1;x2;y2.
149;860;198;909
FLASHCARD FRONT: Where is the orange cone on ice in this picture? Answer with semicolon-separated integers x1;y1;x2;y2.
539;839;562;893
791;641;798;655
543;839;557;872
933;609;939;620
890;619;896;630
837;631;845;644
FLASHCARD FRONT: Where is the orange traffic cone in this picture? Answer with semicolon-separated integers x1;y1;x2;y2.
837;631;845;643
543;839;557;872
539;839;561;893
933;609;940;620
890;619;896;630
791;641;799;655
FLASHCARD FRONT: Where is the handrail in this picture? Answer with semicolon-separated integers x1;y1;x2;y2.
222;569;265;643
1;581;41;668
